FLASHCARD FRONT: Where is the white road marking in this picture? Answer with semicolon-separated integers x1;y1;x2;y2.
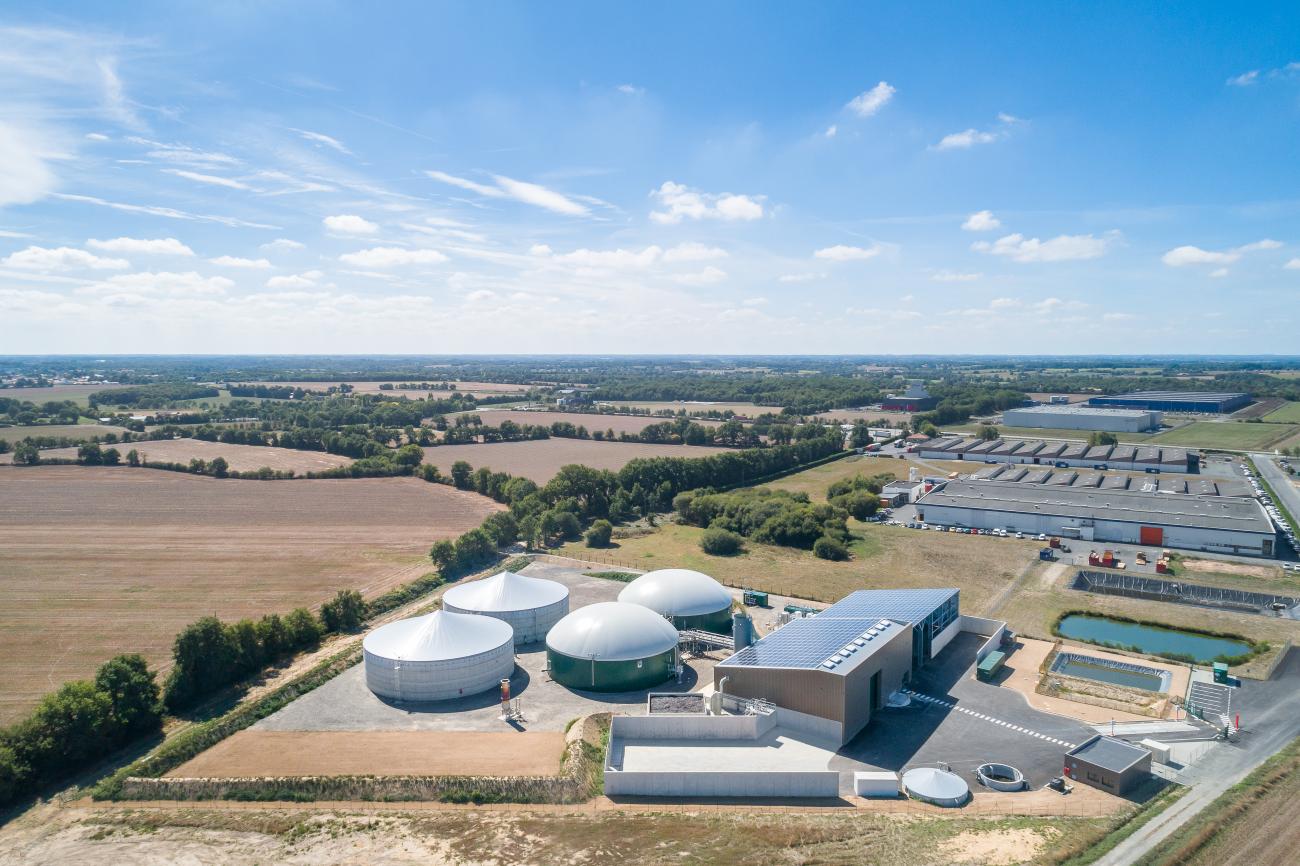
905;689;1079;750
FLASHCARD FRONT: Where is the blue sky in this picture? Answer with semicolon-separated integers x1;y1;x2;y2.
1;2;1297;354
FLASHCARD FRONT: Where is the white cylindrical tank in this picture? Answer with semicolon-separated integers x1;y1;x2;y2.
442;570;569;645
363;609;515;702
618;568;733;632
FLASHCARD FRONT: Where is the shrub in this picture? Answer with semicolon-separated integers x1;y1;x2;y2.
813;535;849;561
700;526;745;556
831;490;880;521
320;589;366;633
584;519;613;548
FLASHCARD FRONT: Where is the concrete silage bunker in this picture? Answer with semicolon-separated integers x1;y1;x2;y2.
363;609;515;702
618;568;734;633
546;601;680;692
442;569;569;645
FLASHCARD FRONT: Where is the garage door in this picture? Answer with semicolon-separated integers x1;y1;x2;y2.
1139;526;1163;546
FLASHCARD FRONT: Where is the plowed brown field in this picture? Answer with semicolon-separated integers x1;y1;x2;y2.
0;466;502;723
421;439;728;482
1;438;354;473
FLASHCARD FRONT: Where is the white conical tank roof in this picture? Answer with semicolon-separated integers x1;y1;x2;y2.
618;568;733;617
363;609;513;661
443;570;569;612
546;602;679;661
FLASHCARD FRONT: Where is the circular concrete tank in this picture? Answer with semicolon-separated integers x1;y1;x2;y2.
618;568;733;633
363;609;515;702
976;763;1026;792
901;767;970;807
442;569;569;645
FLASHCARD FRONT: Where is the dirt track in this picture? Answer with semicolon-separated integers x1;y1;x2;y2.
166;730;565;778
0;466;502;723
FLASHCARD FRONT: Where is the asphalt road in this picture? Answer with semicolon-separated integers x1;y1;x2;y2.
1252;453;1299;554
1093;648;1300;866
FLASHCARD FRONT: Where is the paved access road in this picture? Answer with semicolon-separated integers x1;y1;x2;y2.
1252;453;1299;549
1094;649;1300;866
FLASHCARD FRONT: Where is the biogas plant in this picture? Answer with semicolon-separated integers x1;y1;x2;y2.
347;562;1152;803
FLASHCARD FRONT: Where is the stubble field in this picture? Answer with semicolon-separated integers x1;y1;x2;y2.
0;466;503;723
468;409;722;433
0;423;126;445
421;439;729;482
240;380;530;397
1;438;355;473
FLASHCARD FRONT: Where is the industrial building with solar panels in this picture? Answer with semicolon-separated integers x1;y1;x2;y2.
714;589;961;744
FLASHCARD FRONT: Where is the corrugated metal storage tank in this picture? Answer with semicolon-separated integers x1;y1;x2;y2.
546;601;679;692
618;568;734;633
442;569;569;645
363;610;515;702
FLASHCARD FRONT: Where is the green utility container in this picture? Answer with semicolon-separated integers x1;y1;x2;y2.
784;603;821;616
977;650;1007;681
743;589;769;607
1213;662;1230;684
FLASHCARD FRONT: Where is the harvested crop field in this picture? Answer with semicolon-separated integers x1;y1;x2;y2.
421;439;729;482
166;730;565;778
602;400;769;417
813;409;914;424
0;384;109;405
1151;421;1299;450
241;380;530;396
0;466;503;723
469;409;721;433
3;438;354;473
0;423;126;445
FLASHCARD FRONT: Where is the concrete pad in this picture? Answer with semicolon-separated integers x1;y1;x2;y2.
614;731;837;773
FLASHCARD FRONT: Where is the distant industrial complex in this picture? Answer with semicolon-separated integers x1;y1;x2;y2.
917;436;1195;472
1087;391;1251;414
1003;404;1163;433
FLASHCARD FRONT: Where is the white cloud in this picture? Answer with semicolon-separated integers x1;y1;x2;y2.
528;244;553;256
742;297;768;306
1161;239;1281;267
324;214;379;235
338;247;448;267
972;232;1113;262
552;245;662;270
778;272;824;283
0;122;61;207
162;168;251;190
0;229;33;238
813;244;881;262
935;128;999;150
492;174;589;216
290;128;351;155
425;170;589;216
266;270;323;289
649;181;764;224
989;297;1018;309
824;124;837;138
1103;312;1136;321
1227;70;1260;86
85;271;234;299
931;269;982;282
129;137;240;168
846;82;895;118
2;245;128;270
1210;268;1229;278
208;255;271;269
662;242;728;263
85;132;109;141
261;238;304;251
616;84;644;95
88;237;193;256
933;113;1023;151
1285;258;1300;270
52;192;278;230
961;210;1001;232
672;266;728;286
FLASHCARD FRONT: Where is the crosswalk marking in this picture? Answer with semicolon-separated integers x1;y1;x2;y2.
904;690;1078;749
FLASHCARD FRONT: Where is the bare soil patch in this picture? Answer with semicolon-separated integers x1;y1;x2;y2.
166;730;565;778
0;423;125;445
7;438;355;473
1180;558;1283;580
0;466;502;723
422;439;728;482
0;384;108;405
939;827;1053;865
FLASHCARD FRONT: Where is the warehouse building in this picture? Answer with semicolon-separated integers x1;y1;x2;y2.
714;589;960;744
1089;391;1251;414
916;438;1195;472
1003;404;1162;433
916;479;1277;557
881;381;938;412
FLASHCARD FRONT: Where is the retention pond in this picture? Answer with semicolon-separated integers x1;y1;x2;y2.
1057;614;1252;664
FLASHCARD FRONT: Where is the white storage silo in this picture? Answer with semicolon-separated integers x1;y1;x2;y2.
363;609;515;702
442;570;569;645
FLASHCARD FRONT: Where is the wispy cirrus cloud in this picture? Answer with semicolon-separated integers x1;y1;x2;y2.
1161;239;1281;267
426;170;590;216
52;192;279;230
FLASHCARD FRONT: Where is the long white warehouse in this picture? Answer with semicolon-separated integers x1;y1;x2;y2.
916;479;1277;558
1002;405;1162;433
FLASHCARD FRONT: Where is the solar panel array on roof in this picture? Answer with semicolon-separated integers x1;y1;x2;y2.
720;616;900;673
818;588;959;622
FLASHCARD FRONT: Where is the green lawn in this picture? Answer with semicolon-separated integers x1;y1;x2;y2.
1150;421;1300;451
1263;401;1300;424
